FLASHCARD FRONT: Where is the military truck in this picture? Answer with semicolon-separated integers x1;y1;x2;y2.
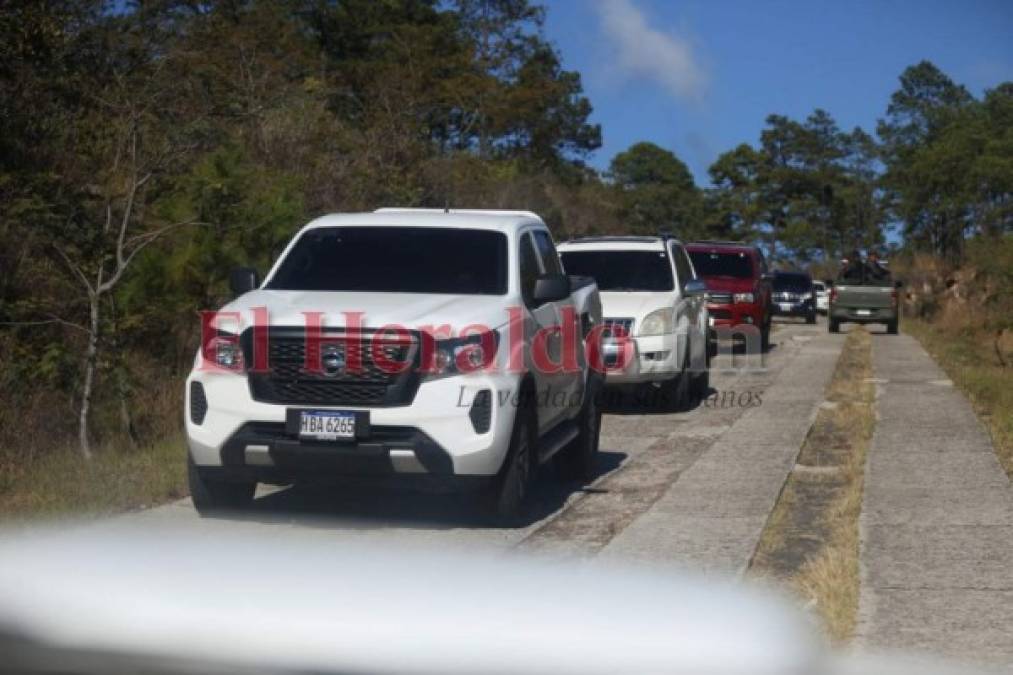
828;259;902;334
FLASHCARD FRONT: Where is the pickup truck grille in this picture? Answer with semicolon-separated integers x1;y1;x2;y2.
245;329;421;407
706;292;733;305
602;317;634;338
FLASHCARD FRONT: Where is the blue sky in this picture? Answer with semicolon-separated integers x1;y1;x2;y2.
541;0;1013;185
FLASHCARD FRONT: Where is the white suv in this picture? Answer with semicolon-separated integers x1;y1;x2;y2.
558;236;709;407
186;209;603;523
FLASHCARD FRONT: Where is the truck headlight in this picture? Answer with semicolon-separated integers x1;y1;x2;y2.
639;308;673;336
423;330;500;380
203;334;244;372
733;292;754;304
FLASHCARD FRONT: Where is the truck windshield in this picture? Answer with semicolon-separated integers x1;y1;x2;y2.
560;250;674;292
686;250;754;279
266;227;508;294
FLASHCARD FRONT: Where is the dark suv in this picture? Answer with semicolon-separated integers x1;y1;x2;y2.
685;241;773;350
771;271;817;324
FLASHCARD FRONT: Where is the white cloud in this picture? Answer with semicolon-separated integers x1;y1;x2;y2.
595;0;707;103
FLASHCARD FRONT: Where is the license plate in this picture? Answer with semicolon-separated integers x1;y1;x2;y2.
299;410;356;440
779;303;793;312
856;309;872;316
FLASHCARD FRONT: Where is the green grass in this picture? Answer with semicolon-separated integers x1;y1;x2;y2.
751;328;874;644
904;319;1013;478
0;436;188;520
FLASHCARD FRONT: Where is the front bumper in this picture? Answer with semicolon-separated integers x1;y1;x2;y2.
705;302;764;330
602;333;682;384
772;299;815;317
186;369;520;477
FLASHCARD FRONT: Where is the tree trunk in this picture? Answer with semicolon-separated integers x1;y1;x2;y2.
110;297;138;447
78;297;100;460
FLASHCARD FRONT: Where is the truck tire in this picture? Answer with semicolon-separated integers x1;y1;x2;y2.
489;407;536;526
665;350;692;412
829;318;840;334
692;364;710;403
806;311;817;325
557;380;601;483
188;454;255;515
887;319;899;335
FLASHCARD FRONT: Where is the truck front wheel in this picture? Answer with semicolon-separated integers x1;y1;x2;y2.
188;455;256;515
829;318;841;333
489;407;536;526
557;380;601;483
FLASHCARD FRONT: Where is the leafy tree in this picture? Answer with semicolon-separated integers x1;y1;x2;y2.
877;61;976;259
608;142;703;236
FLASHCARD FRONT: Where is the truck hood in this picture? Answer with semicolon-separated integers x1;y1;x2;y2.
699;276;755;293
217;290;515;334
599;291;673;320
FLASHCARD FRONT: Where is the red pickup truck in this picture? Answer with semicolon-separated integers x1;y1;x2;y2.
685;241;773;351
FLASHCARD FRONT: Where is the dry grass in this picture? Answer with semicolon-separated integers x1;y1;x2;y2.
904;318;1013;477
750;327;874;644
0;436;187;520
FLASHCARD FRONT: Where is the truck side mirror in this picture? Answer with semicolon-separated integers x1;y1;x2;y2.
533;274;570;304
684;279;708;297
229;267;260;297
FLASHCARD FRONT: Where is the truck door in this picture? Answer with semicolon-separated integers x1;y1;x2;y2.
520;232;563;431
671;242;706;369
525;229;581;429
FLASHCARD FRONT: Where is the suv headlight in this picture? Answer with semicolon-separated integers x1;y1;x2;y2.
639;308;674;336
423;330;500;380
733;292;754;304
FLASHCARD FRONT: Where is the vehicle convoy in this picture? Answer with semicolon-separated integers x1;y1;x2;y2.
685;241;773;350
557;236;710;407
812;280;830;314
770;271;817;324
185;209;604;522
829;257;902;334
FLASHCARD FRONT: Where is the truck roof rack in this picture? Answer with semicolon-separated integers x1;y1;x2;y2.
564;235;678;245
689;239;751;246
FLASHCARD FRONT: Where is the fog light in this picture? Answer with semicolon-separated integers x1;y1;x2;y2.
469;390;492;434
744;316;754;324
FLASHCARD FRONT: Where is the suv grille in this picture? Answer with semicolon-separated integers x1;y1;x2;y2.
602;317;634;338
246;330;420;407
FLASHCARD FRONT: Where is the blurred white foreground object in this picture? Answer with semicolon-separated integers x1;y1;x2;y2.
0;525;985;675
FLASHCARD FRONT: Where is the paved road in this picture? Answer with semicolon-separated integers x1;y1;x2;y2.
121;319;839;566
856;331;1013;668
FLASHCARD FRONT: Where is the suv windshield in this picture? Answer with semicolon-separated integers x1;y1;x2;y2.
267;227;508;294
560;250;674;292
686;250;754;279
773;272;812;291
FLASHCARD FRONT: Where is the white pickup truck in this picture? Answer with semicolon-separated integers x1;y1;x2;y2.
185;209;603;523
557;236;710;408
